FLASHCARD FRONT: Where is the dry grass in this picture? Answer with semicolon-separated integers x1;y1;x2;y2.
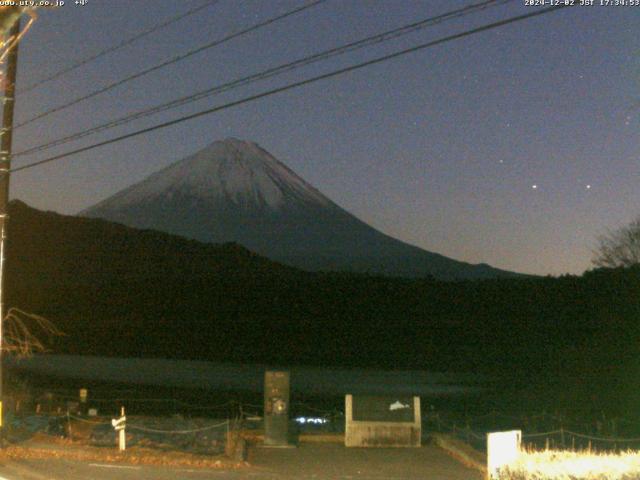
0;433;246;470
497;449;640;480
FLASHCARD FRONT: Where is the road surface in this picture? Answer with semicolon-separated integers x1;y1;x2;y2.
0;443;482;479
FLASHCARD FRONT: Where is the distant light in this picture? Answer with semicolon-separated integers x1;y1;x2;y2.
531;184;537;190
586;184;591;189
295;416;328;425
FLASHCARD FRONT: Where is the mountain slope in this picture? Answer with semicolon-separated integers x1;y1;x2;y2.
4;200;638;387
82;138;518;280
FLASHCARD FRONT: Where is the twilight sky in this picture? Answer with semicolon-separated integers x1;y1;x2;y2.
8;0;640;276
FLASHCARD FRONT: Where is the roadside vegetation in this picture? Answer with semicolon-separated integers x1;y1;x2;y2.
497;449;640;480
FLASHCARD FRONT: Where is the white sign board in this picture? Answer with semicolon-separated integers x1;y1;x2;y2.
487;430;521;479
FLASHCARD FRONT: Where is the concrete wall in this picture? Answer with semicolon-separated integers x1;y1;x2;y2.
345;395;421;447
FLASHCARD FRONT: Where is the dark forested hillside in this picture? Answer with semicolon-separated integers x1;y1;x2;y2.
5;201;640;402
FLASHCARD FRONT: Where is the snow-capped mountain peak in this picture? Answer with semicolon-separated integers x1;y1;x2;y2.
96;138;331;211
82;138;519;280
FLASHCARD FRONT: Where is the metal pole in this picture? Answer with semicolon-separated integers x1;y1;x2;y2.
0;16;20;436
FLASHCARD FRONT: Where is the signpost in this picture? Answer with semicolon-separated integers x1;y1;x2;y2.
111;407;126;452
345;394;421;447
487;430;521;479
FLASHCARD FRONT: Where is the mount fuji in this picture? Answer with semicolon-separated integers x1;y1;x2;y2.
82;138;517;280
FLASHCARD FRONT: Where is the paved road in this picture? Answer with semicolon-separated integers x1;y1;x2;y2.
249;443;482;480
0;444;482;479
0;458;243;479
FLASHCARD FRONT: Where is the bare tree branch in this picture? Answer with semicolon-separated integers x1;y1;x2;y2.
3;307;64;357
592;217;640;268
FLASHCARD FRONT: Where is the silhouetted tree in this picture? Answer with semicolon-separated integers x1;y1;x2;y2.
592;216;640;268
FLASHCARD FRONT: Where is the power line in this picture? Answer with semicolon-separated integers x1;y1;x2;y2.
14;0;508;156
15;0;327;129
20;0;221;95
9;4;572;176
13;0;512;158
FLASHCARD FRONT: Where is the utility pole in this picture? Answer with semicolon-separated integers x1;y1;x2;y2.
0;16;20;436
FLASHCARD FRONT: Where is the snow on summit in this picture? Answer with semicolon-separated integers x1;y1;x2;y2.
82;137;519;279
99;138;330;211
